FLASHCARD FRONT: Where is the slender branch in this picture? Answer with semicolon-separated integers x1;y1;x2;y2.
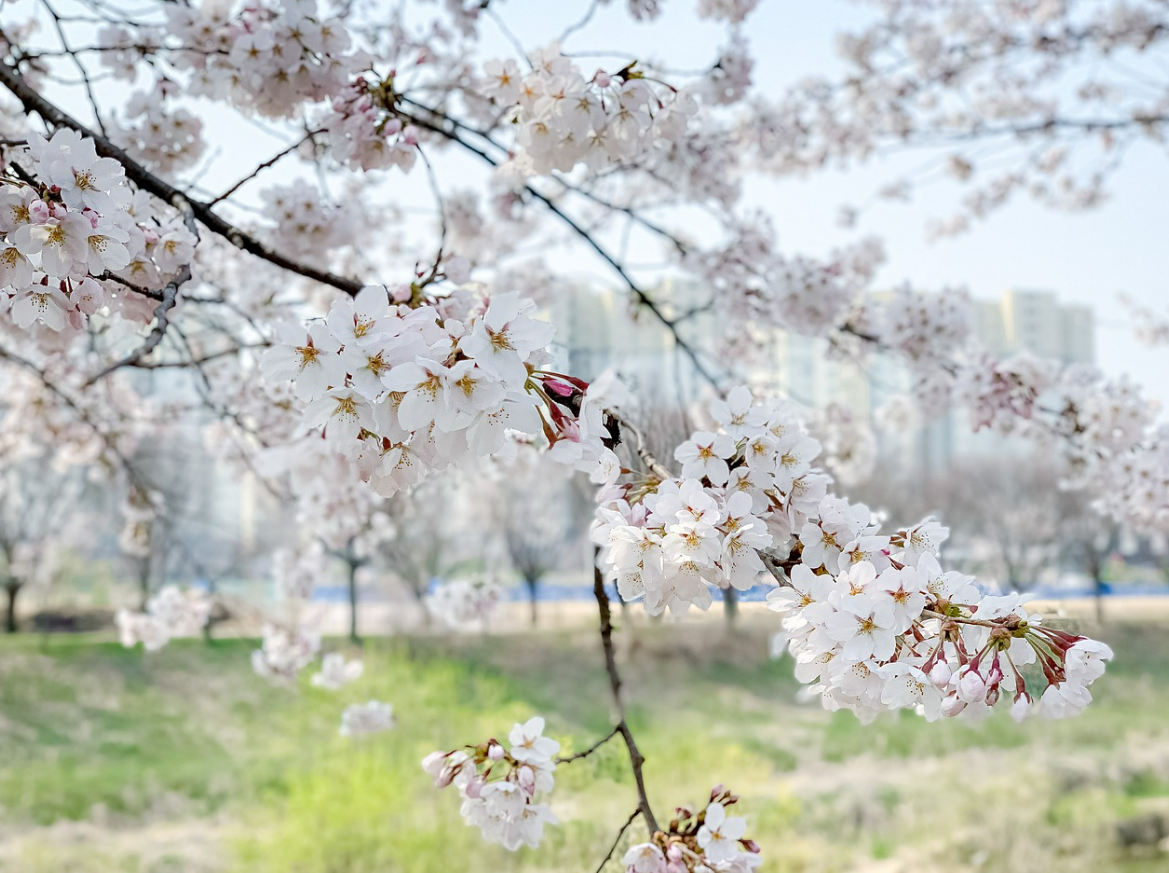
556;725;620;764
85;201;199;385
0;61;365;296
594;808;641;873
398;104;725;390
0;344;150;495
592;551;659;835
124;342;270;371
207;131;320;206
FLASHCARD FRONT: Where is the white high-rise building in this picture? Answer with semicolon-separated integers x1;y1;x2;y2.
554;284;1095;474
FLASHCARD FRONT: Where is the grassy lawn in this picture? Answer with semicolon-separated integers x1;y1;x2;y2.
1;616;1168;872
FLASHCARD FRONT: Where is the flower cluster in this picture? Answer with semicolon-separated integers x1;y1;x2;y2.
769;518;1113;723
164;0;362;119
110;85;206;174
696;0;761;23
0;130;191;334
321;77;421;172
427;578;506;630
1058;369;1169;534
595;386;1114;723
742;0;1169;231
116;585;211;651
260;181;361;259
682;221;885;339
624;786;761;873
251;623;321;683
262;285;610;498
339;700;396;736
423;716;560;851
479;45;695;176
313;652;364;690
594;386;827;615
272;544;325;601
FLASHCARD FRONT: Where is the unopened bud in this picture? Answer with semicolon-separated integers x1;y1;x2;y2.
928;660;952;689
957;666;986;704
940;695;967;718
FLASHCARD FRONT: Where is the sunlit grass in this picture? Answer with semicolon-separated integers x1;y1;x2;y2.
1;620;1167;871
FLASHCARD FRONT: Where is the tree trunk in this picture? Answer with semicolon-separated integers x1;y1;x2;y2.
410;581;432;628
348;560;361;645
723;586;739;624
524;576;539;627
4;579;21;634
1093;576;1106;625
137;555;151;611
203;580;216;644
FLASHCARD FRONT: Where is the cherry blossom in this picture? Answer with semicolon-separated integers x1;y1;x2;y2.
339;701;396;736
313;652;364;690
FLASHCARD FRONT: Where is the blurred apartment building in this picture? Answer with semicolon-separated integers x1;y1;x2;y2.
552;283;1095;475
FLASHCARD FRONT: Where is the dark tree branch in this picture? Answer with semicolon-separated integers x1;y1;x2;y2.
556;725;620;764
0;61;366;296
592;552;659;836
594;808;641;873
85;201;199;385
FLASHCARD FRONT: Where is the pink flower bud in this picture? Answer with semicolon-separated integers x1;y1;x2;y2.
595;70;611;88
940;695;967;718
488;742;504;760
928;661;951;690
956;666;986;704
390;284;412;303
666;846;683;862
517;765;536;796
464;775;485;798
29;199;50;223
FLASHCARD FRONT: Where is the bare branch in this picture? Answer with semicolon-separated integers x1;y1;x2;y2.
594;808;641;873
591;552;660;836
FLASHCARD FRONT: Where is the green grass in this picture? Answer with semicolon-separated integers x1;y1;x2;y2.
1;620;1168;871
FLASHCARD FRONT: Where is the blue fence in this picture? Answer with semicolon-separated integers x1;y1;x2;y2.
305;580;1169;604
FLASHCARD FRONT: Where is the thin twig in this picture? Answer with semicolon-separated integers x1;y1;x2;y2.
592;552;660;835
594;808;641;873
84;201;199;385
207;131;320;206
556;725;620;764
398;105;725;390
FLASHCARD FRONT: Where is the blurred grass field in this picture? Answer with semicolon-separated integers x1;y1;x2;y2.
1;613;1168;872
